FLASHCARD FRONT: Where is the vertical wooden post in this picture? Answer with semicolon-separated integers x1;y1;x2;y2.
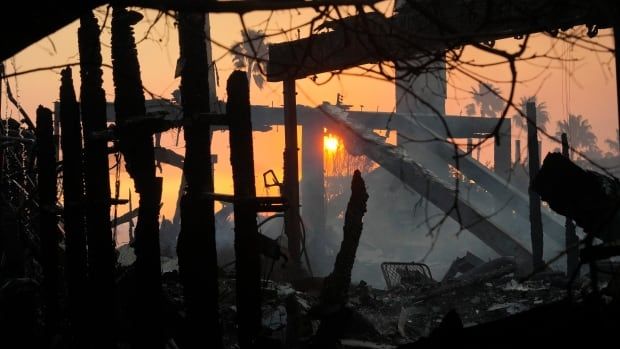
515;139;521;165
314;170;368;347
177;11;223;349
526;102;544;271
466;138;473;156
494;120;511;178
59;67;88;336
111;7;163;348
78;13;116;347
283;79;302;275
227;71;262;348
36;106;59;335
561;133;579;276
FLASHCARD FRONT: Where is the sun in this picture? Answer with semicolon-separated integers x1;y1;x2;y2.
324;133;340;153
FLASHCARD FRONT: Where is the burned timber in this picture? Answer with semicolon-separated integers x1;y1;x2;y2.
2;1;620;349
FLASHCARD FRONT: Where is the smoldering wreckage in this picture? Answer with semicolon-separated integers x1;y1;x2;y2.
2;1;620;349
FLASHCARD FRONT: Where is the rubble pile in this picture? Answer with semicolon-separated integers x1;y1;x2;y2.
150;253;591;348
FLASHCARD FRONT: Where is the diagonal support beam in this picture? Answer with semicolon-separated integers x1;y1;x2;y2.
321;105;534;269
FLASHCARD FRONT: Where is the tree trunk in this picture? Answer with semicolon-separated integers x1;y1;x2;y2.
59;67;88;340
227;71;262;348
176;12;222;349
111;7;163;349
36;105;59;337
78;12;116;347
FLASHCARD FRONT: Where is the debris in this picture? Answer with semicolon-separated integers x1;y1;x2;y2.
442;252;484;281
534;152;620;242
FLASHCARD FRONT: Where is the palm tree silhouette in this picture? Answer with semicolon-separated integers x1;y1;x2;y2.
231;29;268;89
512;96;550;132
604;129;619;155
464;103;476;116
471;82;504;117
555;114;601;158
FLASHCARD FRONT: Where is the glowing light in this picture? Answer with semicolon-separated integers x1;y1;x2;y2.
324;134;340;153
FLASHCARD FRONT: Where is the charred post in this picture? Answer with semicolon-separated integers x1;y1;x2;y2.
59;67;88;335
78;12;116;346
177;12;223;348
526;102;544;271
561;133;579;277
35;106;59;336
313;170;369;347
111;7;164;348
283;79;303;276
227;70;262;348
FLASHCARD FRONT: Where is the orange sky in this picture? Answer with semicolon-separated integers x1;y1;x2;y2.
3;4;619;244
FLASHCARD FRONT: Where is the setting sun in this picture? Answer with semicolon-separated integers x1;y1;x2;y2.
324;133;341;153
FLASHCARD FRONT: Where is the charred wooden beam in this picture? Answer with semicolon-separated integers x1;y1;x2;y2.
36;106;59;336
177;11;223;349
227;70;262;348
322;105;534;268
0;0;385;63
283;79;303;276
78;12;116;347
268;0;614;80
111;7;163;348
59;67;88;335
312;170;368;348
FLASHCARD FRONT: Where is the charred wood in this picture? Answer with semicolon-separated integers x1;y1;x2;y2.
533;152;620;242
312;170;369;348
78;6;118;337
227;70;262;348
111;7;164;348
78;12;117;347
59;67;88;338
177;11;223;349
35;105;60;338
561;133;579;277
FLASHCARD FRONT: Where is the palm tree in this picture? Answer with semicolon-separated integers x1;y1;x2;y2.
512;96;550;132
231;29;268;89
464;103;476;116
471;82;504;117
555;114;600;158
604;129;619;155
